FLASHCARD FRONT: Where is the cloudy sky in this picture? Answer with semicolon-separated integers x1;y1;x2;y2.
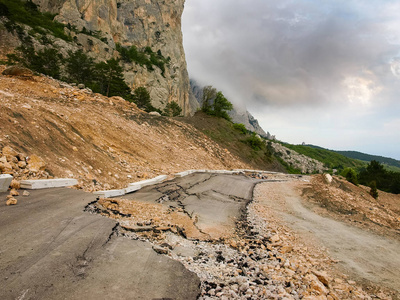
182;0;400;160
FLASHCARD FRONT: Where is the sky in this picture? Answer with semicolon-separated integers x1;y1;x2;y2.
182;0;400;160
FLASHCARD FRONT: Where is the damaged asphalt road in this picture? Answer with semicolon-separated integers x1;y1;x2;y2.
117;173;260;240
0;173;260;300
0;188;200;300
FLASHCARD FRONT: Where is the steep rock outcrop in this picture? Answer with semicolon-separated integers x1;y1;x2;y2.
32;0;191;115
190;79;269;136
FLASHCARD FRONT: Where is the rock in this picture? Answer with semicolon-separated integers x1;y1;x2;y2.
9;189;19;196
149;111;161;117
39;0;192;115
18;161;27;169
270;234;280;243
6;197;18;205
324;174;333;184
10;179;21;189
0;161;13;173
16;153;26;161
2;146;18;158
77;84;85;89
310;277;329;295
312;270;330;286
23;191;30;197
27;154;46;172
2;66;34;77
152;245;169;255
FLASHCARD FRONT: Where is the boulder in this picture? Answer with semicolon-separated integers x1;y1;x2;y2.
10;179;21;189
2;146;18;158
10;189;19;196
0;161;13;173
6;197;18;206
2;66;34;77
149;111;161;117
27;155;46;172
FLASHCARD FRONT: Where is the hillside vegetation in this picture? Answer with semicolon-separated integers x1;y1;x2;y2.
180;112;285;172
280;143;366;173
335;150;400;172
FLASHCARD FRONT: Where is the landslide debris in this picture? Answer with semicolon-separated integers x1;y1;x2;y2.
0;65;250;192
301;175;400;239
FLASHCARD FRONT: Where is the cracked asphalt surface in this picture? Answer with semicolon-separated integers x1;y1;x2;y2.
0;173;259;299
0;188;200;300
118;173;260;239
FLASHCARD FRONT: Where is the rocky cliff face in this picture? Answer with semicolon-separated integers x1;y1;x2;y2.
32;0;191;114
190;79;269;137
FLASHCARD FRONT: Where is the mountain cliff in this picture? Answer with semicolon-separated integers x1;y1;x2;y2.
1;0;193;115
189;79;269;137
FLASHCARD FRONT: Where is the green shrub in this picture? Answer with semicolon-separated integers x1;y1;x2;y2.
244;133;264;151
7;45;62;79
116;43;168;76
1;0;71;41
163;101;182;117
64;49;95;85
369;181;378;199
233;123;247;134
342;168;358;185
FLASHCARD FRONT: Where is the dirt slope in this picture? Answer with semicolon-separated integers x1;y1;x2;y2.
0;65;250;191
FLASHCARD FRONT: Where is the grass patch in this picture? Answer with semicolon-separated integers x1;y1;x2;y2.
180;112;285;172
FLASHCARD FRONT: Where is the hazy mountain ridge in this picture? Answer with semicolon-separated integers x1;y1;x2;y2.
305;145;400;169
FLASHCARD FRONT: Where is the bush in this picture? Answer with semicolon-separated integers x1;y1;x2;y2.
64;49;95;85
0;2;10;16
163;101;182;117
1;0;71;41
116;43;168;76
7;45;62;79
342;168;358;185
132;87;159;112
233;123;247;134
244;133;264;151
369;181;378;199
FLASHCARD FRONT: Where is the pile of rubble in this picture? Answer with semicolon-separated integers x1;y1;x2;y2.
0;145;45;205
0;146;50;180
269;142;326;174
88;180;395;299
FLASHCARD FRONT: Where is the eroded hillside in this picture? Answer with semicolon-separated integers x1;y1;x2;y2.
0;66;250;191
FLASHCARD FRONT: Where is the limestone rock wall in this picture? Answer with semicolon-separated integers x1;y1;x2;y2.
33;0;191;115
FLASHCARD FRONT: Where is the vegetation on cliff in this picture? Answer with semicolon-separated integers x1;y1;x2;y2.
0;0;181;114
180;112;284;172
280;143;365;173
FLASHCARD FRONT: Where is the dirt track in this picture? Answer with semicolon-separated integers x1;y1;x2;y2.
256;181;400;295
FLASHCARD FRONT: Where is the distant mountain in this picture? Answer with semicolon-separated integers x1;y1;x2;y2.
189;79;269;138
334;151;400;168
305;145;400;170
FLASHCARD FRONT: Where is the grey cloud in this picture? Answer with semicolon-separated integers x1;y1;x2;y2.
182;0;400;158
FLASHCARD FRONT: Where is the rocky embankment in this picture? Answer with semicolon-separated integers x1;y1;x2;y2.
0;67;250;192
269;142;326;174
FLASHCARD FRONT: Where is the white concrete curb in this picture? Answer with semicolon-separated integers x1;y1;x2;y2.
0;174;13;193
94;175;169;198
20;178;78;190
